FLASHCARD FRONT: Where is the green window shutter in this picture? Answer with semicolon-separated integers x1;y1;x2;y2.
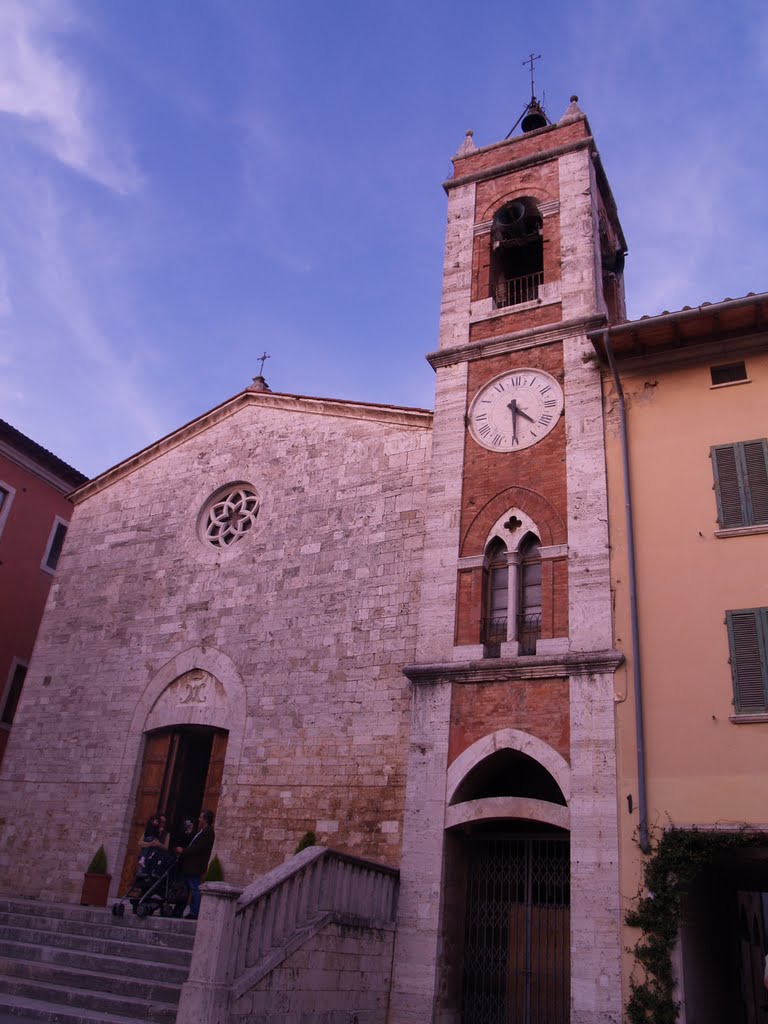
741;439;768;526
727;609;768;712
712;444;747;528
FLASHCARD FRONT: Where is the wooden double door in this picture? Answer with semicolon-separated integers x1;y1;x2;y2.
119;725;227;894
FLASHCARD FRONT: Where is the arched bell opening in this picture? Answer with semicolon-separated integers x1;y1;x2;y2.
490;198;544;309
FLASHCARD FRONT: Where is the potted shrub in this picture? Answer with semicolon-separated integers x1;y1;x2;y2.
80;845;111;907
203;855;224;883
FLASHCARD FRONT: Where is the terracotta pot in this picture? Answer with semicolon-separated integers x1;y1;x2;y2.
80;872;111;907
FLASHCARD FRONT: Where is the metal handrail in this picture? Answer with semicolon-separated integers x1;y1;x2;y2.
496;271;544;308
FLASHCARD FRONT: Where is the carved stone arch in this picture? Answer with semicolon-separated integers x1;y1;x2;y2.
121;645;247;777
461;486;566;556
446;728;570;808
479;188;555;225
446;797;569;831
483;507;542;555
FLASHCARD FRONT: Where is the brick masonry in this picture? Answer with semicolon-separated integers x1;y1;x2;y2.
391;107;625;1024
449;679;570;765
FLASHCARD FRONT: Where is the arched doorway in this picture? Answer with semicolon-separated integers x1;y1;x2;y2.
442;738;571;1023
461;822;569;1024
118;725;227;894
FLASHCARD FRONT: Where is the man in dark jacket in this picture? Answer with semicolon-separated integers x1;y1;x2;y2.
178;810;215;920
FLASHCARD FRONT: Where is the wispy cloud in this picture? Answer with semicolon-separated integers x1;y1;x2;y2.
0;0;142;195
0;255;12;317
9;172;165;439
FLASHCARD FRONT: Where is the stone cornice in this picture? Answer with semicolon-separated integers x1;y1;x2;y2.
403;649;623;685
444;137;595;193
426;314;607;370
72;391;433;505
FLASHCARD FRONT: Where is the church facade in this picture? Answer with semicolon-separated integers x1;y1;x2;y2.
0;96;629;1023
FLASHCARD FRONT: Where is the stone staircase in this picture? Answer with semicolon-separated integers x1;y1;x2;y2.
0;897;195;1023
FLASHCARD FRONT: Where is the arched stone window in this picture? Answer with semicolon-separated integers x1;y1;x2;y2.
490;198;543;308
483;538;508;647
518;534;542;654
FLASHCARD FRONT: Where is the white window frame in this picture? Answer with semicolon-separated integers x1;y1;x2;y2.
41;516;69;574
1;657;29;730
0;479;16;540
482;507;541;649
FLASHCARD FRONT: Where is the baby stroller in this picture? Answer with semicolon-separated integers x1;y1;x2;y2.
112;848;187;919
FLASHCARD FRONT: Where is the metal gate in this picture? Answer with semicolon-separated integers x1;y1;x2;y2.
462;834;570;1024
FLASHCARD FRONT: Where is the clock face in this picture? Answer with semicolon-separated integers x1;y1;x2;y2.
468;368;564;452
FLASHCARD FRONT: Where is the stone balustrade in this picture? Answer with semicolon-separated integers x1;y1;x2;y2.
176;846;399;1024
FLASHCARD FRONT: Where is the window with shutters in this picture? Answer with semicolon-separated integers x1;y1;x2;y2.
726;609;768;714
711;440;768;529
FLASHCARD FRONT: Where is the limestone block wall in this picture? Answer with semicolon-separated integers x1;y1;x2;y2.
230;920;395;1024
0;398;431;900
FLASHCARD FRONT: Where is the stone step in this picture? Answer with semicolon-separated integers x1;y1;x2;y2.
0;909;194;954
0;957;181;1005
0;989;149;1024
0;903;193;947
0;940;188;986
0;927;191;969
0;899;193;1024
0;976;176;1024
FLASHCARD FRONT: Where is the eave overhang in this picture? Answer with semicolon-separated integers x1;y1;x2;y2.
587;292;768;363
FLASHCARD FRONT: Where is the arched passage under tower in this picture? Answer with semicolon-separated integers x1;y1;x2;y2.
440;734;570;1024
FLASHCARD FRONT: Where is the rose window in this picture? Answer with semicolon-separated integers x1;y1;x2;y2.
203;487;260;548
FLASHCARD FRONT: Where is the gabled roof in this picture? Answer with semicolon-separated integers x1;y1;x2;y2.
0;419;87;490
72;387;433;504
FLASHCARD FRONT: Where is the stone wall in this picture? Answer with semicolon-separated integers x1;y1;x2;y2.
231;920;395;1024
0;395;431;900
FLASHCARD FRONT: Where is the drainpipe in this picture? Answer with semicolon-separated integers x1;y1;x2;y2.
600;329;650;854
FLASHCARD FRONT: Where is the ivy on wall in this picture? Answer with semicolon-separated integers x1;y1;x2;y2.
625;827;764;1024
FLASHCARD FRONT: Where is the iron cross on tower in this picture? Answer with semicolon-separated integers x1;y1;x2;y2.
257;351;270;376
523;52;542;99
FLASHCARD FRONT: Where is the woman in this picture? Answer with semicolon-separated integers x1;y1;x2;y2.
138;812;170;874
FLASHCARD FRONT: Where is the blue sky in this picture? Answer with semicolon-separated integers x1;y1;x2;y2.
1;1;766;477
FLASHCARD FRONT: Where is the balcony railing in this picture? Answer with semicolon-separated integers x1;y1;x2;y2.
496;271;544;309
481;616;508;645
518;612;541;655
480;613;542;655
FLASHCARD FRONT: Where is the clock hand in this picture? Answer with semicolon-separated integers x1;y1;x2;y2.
516;407;536;424
508;399;518;443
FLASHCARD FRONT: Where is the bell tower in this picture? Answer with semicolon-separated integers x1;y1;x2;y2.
390;96;626;1023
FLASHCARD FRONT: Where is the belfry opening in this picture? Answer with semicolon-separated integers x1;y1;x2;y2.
490;199;544;308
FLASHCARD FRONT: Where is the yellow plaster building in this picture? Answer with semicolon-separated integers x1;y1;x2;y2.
591;294;768;1023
